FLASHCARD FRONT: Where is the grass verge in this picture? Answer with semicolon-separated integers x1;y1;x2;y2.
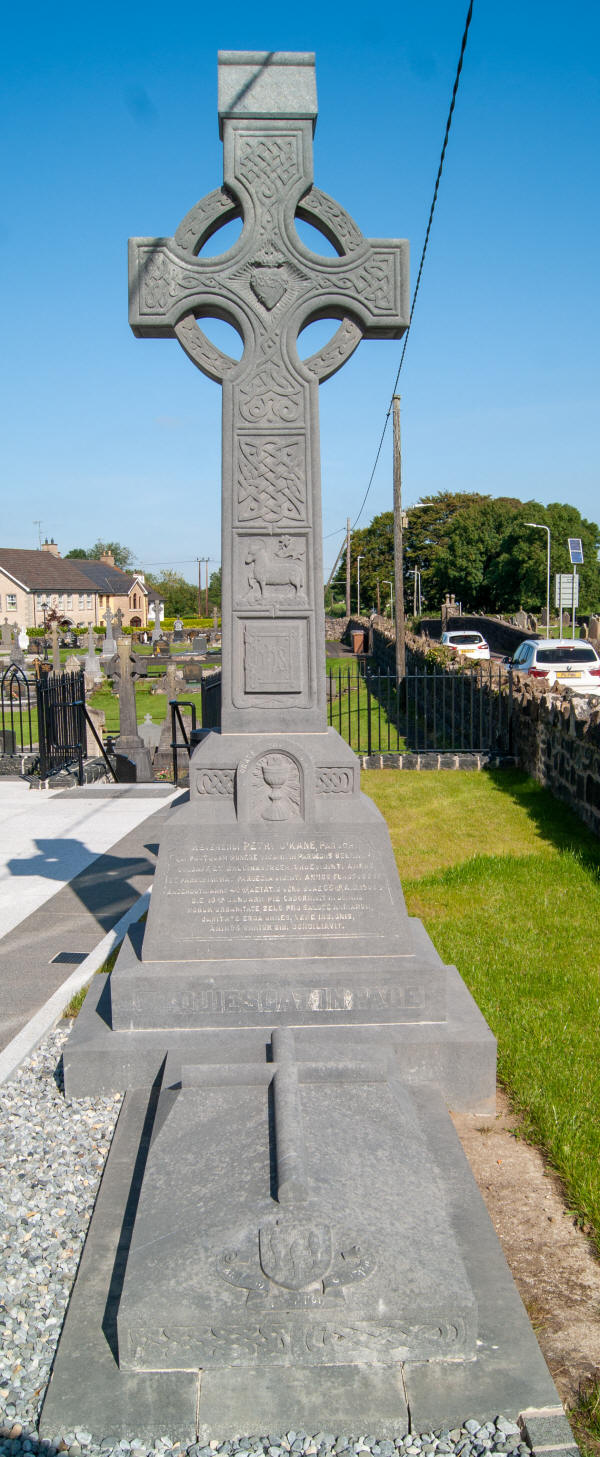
362;768;600;1247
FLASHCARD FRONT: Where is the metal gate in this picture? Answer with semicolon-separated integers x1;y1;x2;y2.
0;663;34;755
37;669;85;781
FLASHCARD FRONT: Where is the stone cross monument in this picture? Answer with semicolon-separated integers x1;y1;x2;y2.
45;52;558;1444
129;50;408;733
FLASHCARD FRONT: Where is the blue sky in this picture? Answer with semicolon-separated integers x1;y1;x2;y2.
2;1;599;583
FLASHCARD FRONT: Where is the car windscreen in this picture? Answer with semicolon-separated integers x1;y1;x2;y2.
535;646;599;665
448;634;483;646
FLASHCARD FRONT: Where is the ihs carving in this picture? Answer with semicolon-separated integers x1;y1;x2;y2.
237;436;306;526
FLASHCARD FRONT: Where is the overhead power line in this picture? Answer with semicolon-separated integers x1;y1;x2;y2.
350;0;475;532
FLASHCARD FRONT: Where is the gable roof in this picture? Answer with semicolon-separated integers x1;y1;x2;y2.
72;560;148;595
0;549;98;592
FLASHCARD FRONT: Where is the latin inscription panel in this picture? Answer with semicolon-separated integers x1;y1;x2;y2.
142;825;409;963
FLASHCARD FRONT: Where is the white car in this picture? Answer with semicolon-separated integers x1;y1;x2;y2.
440;630;490;661
508;638;600;694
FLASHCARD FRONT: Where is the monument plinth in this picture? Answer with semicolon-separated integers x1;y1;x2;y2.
45;52;563;1445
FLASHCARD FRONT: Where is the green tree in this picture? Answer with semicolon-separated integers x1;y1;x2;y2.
208;567;221;609
65;540;135;569
144;569;198;617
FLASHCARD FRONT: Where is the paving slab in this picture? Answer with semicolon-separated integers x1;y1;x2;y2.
0;784;185;1050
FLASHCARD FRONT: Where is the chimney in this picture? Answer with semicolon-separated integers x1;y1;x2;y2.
100;550;115;566
41;538;61;557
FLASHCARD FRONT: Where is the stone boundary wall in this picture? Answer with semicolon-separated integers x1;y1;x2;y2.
419;615;538;657
368;624;600;836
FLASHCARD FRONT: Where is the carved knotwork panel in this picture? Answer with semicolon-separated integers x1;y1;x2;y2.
196;769;235;797
235;133;302;201
316;768;354;795
236;434;307;525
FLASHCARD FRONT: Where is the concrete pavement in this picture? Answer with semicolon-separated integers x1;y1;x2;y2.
0;781;185;1053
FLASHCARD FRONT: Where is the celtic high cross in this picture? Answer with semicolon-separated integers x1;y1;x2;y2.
129;51;408;733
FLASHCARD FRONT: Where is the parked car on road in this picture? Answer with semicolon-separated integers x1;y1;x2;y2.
440;630;490;661
506;638;600;694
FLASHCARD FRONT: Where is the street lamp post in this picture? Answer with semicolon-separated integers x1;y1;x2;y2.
524;522;551;634
356;555;364;618
41;598;49;661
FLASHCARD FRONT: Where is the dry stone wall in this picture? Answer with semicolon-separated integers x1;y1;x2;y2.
368;623;600;836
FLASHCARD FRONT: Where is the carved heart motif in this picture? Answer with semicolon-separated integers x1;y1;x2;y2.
250;266;287;310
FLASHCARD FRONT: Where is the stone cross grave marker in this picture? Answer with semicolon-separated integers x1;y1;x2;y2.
129;50;408;732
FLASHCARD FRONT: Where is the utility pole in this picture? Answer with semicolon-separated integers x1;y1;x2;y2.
392;395;406;678
345;517;351;617
198;558;210;617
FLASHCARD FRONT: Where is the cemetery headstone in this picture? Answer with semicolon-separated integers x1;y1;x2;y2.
49;50;562;1444
1;618;12;650
192;633;207;654
541;607;550;628
589;615;600;642
562;611;570;628
9;628;25;666
151;619;163;643
514;608;529;631
173;615;184;641
64;653;81;673
84;623;102;682
113;636;152;781
138;712;162;756
102;605;116;659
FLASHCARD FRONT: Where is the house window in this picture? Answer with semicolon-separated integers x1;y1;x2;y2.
7;594;17;611
132;592;137;608
67;595;73;610
79;595;85;610
86;595;93;609
58;594;65;609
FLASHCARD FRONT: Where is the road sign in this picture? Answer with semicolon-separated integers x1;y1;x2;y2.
555;574;579;608
568;538;584;564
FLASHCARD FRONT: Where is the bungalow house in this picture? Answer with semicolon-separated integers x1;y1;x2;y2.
0;542;100;629
70;550;152;629
0;541;163;632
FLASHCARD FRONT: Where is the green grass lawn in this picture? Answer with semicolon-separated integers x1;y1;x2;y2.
89;682;204;733
363;768;600;1249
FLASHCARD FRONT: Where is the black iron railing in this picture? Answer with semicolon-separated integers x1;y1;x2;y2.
328;660;513;756
37;670;85;782
0;664;34;755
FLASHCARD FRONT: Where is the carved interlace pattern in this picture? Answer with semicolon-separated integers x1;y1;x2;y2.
299;188;363;254
237;436;306;524
175;315;238;381
333;254;396;313
239;361;303;424
237;136;300;203
174;188;236;253
316;768;353;794
303;318;363;381
141;253;204;313
196;769;235;796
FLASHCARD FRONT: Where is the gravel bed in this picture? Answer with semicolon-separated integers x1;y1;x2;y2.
0;1030;535;1457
